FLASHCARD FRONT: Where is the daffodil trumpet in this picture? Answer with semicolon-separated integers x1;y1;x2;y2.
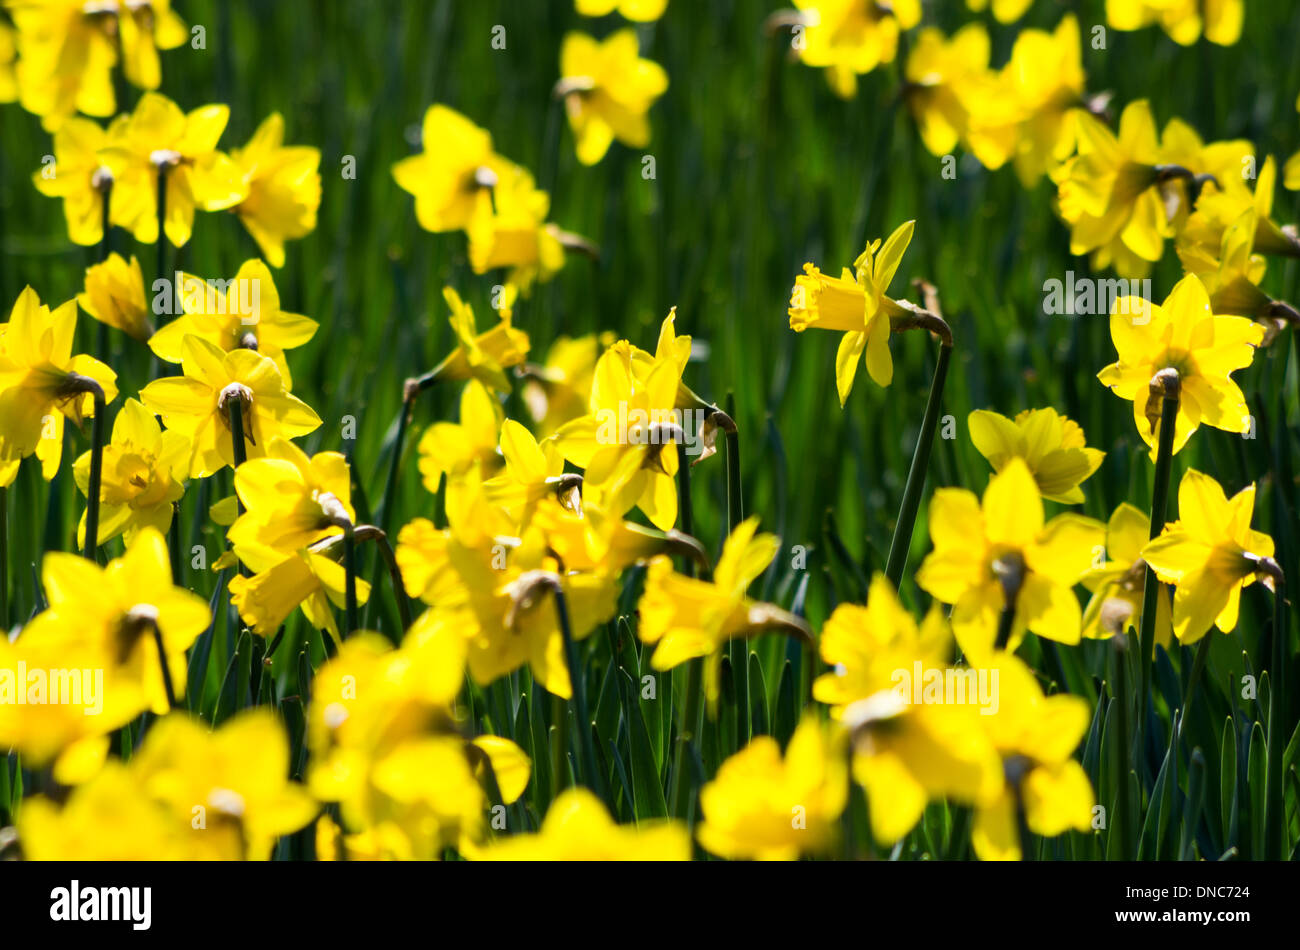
883;290;954;589
1137;368;1179;736
62;373;108;561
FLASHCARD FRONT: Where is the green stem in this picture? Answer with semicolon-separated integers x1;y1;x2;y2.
668;441;704;820
884;342;952;589
343;530;359;638
554;583;602;800
1265;572;1287;860
151;619;177;710
1138;380;1179;756
378;389;415;535
1112;634;1138;860
81;386;107;560
97;181;112;361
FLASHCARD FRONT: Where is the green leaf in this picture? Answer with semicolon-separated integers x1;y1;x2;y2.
1220;716;1238;850
617;668;668;820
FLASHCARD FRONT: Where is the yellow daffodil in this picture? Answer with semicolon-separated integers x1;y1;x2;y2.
308;630;529;859
392;104;508;233
420;286;530;393
21;709;313;861
696;716;847;860
915;458;1104;661
558;29;667;165
965;0;1033;22
968;407;1104;504
0;286;117;485
4;0;184;129
903;24;992;158
21;527;210;719
228;437;354;555
521;333;611;439
1051;100;1167;277
417;379;505;493
229;540;370;639
229;112;322;267
474;787;688;860
1079;502;1172;646
1096;274;1263;459
791;0;921;99
467;163;567;293
482;419;570;527
17;763;189;859
100;91;246;247
72;397;187;547
147;260;318;388
638;517;810;703
1140;469;1276;644
814;573;1003;845
575;0;668;21
553;333;683;530
972;654;1094;861
140;334;320;478
31;114;124;245
77;252;152;341
130;709;317;860
967;15;1086;185
789;220;914;403
0;627;117;784
1106;0;1244;47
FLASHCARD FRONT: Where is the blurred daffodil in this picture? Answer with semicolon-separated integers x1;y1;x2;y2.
1106;0;1243;47
972;654;1094;861
790;0;921;99
575;0;667;21
467;163;568;294
31;115;123;245
558;29;667;165
229;112;322;267
696;716;847;860
101;91;246;246
475;788;688;860
417;379;504;493
229;540;370;639
392;104;508;233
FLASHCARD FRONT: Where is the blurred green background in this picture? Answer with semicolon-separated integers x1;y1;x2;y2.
2;0;1298;856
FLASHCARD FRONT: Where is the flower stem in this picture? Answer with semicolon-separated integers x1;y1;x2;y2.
884;342;953;589
554;582;603;801
1138;374;1179;754
97;181;112;361
343;529;359;638
1264;565;1287;860
70;378;108;561
355;525;413;632
668;441;704;821
378;384;416;536
1111;634;1138;859
151;619;178;710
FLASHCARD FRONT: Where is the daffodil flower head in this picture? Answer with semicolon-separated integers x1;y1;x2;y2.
575;0;668;22
467;163;568;294
72;398;187;548
792;0;921;99
1106;0;1244;47
423;287;530;392
1140;469;1276;644
968;406;1105;504
227;437;355;556
1079;502;1173;647
147;259;318;388
392;104;509;233
696;716;848;860
77;252;153;341
229;112;322;267
789;220;915;403
229;540;372;639
1096;273;1263;459
98;92;247;247
31;115;128;245
139;334;320;478
558;29;668;165
970;654;1095;861
417;378;505;493
0;286;118;484
915;457;1105;662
